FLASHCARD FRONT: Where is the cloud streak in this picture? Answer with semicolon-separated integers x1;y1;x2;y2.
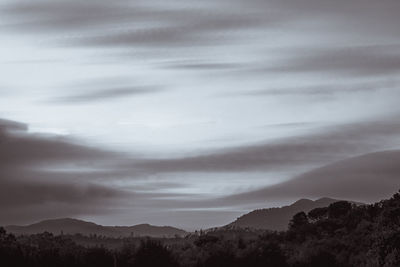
131;120;400;174
233;79;400;98
50;86;163;104
220;150;400;205
267;46;400;77
2;0;263;49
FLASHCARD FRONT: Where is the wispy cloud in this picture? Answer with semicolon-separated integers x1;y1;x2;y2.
1;0;263;49
50;86;163;104
267;45;400;77
232;79;400;98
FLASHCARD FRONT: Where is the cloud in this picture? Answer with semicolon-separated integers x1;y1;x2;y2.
0;178;124;209
49;86;163;104
163;61;240;72
249;0;400;37
0;117;210;226
0;118;131;224
2;116;400;226
267;45;400;77
2;0;399;58
1;0;263;49
1;0;143;32
0;121;117;167
0;118;27;132
233;79;400;98
3;0;400;83
131;120;400;174
1;0;400;228
72;15;260;48
221;150;400;205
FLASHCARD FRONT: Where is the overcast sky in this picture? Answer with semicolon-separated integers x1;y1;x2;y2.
1;0;400;230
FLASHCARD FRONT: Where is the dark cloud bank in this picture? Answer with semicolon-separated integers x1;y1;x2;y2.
221;150;400;206
127;119;400;211
0;118;128;225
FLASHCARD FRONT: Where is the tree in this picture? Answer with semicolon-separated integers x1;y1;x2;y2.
308;207;328;221
328;201;352;219
289;212;309;230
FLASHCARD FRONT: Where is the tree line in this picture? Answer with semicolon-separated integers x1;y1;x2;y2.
2;191;400;266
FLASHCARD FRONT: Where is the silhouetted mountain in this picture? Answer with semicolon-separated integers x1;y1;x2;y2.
228;197;362;231
5;218;187;237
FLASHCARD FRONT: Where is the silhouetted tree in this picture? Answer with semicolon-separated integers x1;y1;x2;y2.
308;207;328;221
289;212;309;230
328;201;352;219
194;235;219;248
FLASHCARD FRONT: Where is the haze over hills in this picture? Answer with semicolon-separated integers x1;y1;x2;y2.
228;197;362;231
4;198;363;236
5;218;187;238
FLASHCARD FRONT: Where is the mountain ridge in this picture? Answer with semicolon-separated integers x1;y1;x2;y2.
4;197;364;235
5;218;187;238
227;197;362;231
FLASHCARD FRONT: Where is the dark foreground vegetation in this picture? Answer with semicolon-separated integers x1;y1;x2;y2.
2;191;400;267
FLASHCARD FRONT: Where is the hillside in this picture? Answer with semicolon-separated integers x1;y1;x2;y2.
5;218;187;238
228;197;360;230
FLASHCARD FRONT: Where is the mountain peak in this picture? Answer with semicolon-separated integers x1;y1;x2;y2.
292;198;314;206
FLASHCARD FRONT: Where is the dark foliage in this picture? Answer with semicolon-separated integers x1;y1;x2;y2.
308;207;328;221
132;240;179;267
2;190;400;266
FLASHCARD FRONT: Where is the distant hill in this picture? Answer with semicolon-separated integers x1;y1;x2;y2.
228;198;362;231
5;218;187;238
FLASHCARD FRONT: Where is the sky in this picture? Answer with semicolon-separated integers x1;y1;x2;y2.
0;0;400;230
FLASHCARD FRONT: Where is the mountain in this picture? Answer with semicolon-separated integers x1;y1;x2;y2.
5;218;187;237
227;197;361;231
